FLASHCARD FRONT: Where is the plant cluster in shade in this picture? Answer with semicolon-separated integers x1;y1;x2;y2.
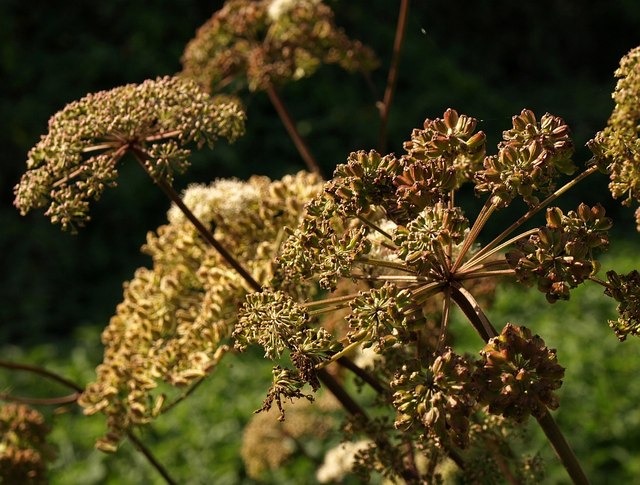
181;0;378;93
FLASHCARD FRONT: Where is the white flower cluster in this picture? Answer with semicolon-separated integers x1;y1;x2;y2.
168;179;261;227
267;0;319;21
316;440;371;483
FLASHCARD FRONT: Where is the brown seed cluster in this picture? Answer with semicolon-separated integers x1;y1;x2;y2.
476;109;575;207
474;324;565;422
181;0;377;92
0;404;54;484
506;204;611;302
605;270;640;341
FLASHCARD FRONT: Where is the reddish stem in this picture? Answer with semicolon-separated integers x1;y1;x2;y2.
378;0;411;152
265;84;323;177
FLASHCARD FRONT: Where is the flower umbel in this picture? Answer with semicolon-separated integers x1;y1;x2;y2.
391;349;475;448
604;270;640;341
589;46;640;222
474;324;565;422
14;76;245;231
181;0;377;92
506;204;611;302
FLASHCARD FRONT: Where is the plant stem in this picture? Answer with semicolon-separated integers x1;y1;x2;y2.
350;273;430;282
308;302;352;316
487;439;520;485
457;259;511;276
132;148;261;292
456;269;515;280
451;199;497;273
317;340;365;369
0;359;83;393
438;289;451;351
302;293;361;308
53;144;128;189
317;368;367;418
126;430;178;485
356;257;414;273
358;214;395;241
337;357;388;394
0;392;80;406
265;84;323;177
449;282;498;341
472;165;599;264
450;283;590;484
460;228;538;272
588;275;610;289
536;410;590;485
378;0;411;153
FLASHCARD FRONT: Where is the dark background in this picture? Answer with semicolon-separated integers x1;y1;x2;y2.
2;0;640;343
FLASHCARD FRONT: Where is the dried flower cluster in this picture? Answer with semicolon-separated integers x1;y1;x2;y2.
181;0;377;92
391;350;475;448
507;203;612;302
589;46;640;226
78;172;323;451
476;109;575;207
14;76;245;231
0;404;54;484
474;324;565;422
604;270;640;341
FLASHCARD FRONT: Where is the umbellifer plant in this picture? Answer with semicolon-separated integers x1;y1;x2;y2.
5;1;640;483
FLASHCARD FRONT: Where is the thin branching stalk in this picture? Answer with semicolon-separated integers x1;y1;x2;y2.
265;84;323;177
0;392;80;406
337;357;388;394
470;165;599;264
52;144;128;189
126;430;178;485
487;439;520;485
451;199;496;273
0;359;83;393
81;142;121;153
449;282;498;341
411;281;445;303
588;276;610;288
378;0;411;152
355;257;414;273
350;274;430;282
308;303;352;317
302;293;362;308
144;130;182;142
358;214;395;241
456;259;511;276
456;269;515;280
160;377;207;415
460;228;539;272
317;368;367;418
317;340;365;369
438;289;452;351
